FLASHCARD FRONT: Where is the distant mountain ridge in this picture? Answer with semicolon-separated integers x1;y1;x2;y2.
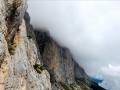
90;77;103;84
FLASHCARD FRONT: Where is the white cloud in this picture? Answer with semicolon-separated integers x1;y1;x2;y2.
100;64;120;90
101;64;120;77
28;1;120;90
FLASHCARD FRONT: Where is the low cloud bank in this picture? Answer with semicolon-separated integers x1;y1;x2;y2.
28;1;120;90
100;65;120;90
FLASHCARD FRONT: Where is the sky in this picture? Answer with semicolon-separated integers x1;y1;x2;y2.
28;0;120;90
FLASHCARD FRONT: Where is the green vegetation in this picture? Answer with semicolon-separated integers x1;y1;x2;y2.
59;80;91;90
33;64;46;74
8;42;17;55
60;83;72;90
70;83;81;90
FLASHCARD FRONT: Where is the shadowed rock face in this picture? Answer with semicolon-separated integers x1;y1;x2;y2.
0;0;106;90
34;30;92;90
34;30;106;90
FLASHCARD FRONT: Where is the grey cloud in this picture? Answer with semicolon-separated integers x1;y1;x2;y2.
28;1;120;89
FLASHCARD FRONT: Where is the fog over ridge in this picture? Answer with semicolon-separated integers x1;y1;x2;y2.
28;1;120;90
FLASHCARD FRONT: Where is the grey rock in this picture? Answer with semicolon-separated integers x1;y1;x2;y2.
0;0;105;90
34;30;92;90
0;0;51;90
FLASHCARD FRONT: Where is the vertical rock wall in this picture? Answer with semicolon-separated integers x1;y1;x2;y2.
0;0;105;90
34;30;92;90
0;0;51;90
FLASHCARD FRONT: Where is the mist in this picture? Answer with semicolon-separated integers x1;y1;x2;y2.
28;1;120;90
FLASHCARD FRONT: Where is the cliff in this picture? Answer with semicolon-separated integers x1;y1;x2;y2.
0;0;105;90
0;0;51;90
34;30;92;90
34;29;105;90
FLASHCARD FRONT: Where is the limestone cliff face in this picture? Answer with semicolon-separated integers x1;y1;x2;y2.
0;0;51;90
34;30;92;90
34;30;106;90
0;0;105;90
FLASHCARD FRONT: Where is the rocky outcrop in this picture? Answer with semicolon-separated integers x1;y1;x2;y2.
34;30;92;90
0;0;105;90
0;0;51;90
34;29;106;90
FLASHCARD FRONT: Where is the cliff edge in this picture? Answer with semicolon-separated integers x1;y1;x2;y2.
0;0;51;90
0;0;105;90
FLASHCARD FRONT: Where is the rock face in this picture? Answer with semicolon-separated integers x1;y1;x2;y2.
34;30;106;90
34;30;92;90
0;0;105;90
0;0;51;90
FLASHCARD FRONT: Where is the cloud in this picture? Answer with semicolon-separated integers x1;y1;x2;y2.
100;64;120;90
27;1;120;90
101;64;120;77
